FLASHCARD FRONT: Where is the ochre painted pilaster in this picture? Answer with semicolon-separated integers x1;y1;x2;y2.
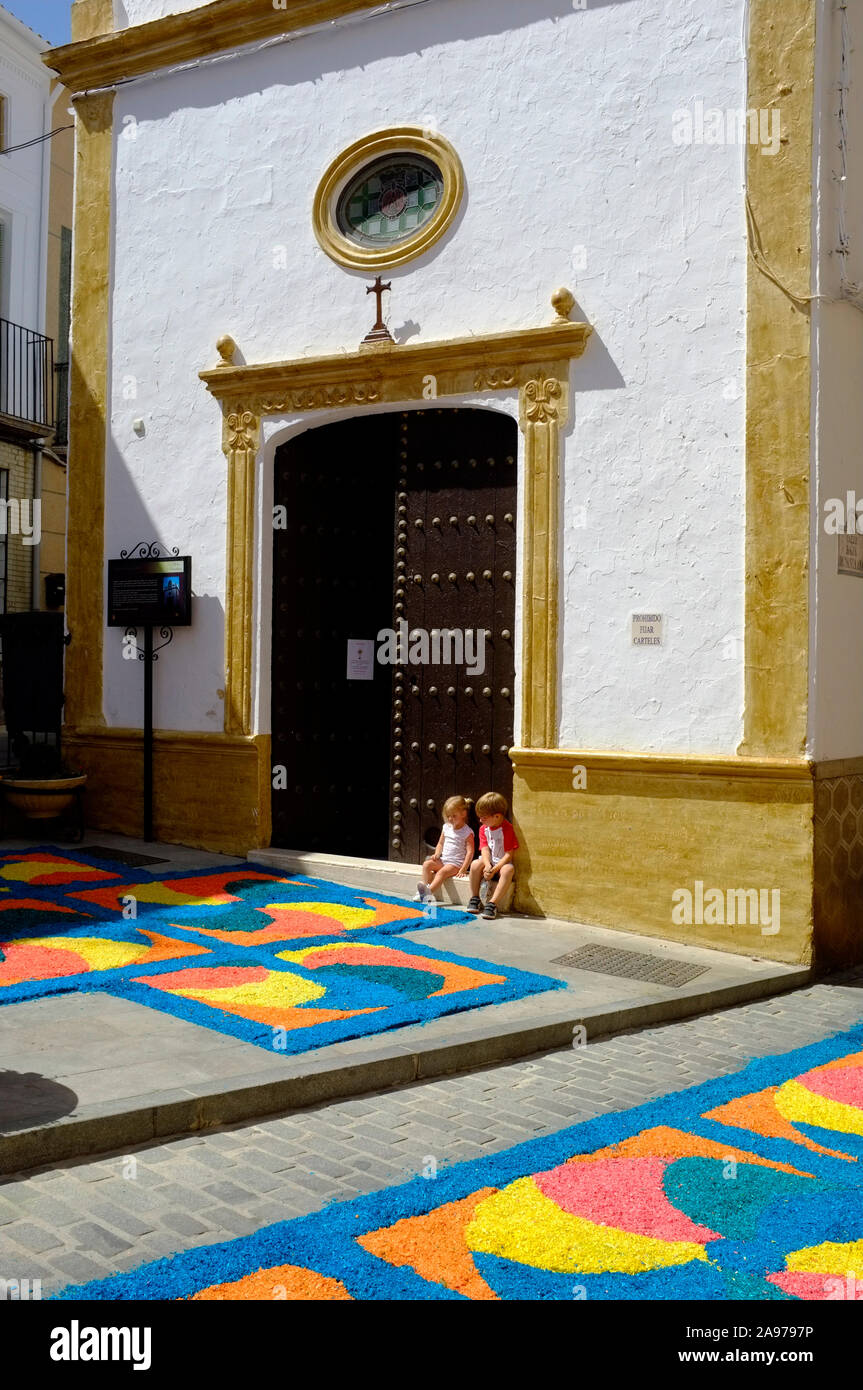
740;0;815;758
519;370;568;748
65;91;114;730
222;408;260;736
70;0;115;43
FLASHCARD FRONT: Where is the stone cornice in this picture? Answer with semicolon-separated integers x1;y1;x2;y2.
200;322;593;411
44;0;389;90
510;748;814;783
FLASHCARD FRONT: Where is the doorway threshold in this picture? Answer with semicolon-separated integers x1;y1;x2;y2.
249;846;476;906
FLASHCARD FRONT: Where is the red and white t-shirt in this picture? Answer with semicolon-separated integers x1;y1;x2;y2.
479;820;519;866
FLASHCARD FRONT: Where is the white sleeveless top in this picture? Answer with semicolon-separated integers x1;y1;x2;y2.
441;821;473;867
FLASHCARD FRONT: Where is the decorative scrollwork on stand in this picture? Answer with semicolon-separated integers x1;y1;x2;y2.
152;627;175;659
120;541;181;560
123;626;175;661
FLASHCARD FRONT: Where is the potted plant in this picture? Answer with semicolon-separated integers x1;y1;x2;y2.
2;739;87;821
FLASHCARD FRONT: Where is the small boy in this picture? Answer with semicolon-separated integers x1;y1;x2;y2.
468;791;518;920
415;795;475;902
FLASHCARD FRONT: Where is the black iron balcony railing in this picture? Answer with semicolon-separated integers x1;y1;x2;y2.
0;318;55;436
54;358;69;448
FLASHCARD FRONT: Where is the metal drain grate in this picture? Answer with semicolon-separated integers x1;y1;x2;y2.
551;944;709;989
82;846;168;868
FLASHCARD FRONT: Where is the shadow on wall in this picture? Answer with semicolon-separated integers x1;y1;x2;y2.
125;0;642;118
102;429;226;729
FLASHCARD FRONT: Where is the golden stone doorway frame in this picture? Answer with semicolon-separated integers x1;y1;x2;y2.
200;314;592;751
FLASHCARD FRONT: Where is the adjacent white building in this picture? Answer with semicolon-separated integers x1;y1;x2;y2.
0;5;69;616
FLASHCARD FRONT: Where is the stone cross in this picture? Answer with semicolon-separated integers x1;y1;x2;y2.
363;276;394;344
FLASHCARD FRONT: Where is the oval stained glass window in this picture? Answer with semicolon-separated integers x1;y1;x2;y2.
336;154;444;249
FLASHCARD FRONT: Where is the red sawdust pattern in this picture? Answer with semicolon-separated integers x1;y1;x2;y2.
0;898;88;917
179;906;356;946
566;1124;813;1177
766;1271;857;1300
796;1066;863;1110
179;898;427;946
0;942;87;983
190;1263;352;1301
139;965;270;990
359;1189;499;1300
71;870;292;913
704;1089;854;1162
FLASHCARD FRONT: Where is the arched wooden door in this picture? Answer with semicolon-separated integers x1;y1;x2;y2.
271;408;518;860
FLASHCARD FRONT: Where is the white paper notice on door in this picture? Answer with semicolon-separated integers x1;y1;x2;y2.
346;639;375;680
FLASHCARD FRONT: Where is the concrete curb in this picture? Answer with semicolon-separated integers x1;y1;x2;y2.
0;962;811;1175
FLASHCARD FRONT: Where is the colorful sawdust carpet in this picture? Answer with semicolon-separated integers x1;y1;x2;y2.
0;847;561;1053
55;1023;863;1300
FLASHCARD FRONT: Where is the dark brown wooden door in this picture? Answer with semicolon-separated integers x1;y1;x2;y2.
271;409;517;861
390;409;517;862
271;416;395;857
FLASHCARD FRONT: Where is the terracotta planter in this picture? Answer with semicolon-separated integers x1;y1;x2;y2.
3;774;87;819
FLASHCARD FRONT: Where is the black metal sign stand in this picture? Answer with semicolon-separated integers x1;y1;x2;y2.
125;620;174;841
118;543;177;843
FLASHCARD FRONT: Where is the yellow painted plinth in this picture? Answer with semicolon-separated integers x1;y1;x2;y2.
510;750;816;967
64;728;271;854
66;732;862;970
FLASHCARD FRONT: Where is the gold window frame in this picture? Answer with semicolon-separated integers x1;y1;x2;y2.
313;127;465;271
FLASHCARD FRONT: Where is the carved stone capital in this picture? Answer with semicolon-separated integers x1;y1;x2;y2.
518;370;566;749
223;407;260;737
521;371;566;428
223;408;260;458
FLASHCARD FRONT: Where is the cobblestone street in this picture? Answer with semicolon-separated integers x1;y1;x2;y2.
2;972;861;1295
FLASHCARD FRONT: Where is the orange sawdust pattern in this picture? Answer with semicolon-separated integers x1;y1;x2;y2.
815;1051;863;1072
704;1089;856;1162
175;896;425;946
358;898;428;928
133;963;385;1029
209;1003;383;1028
175;906;347;946
189;1263;352;1300
359;1189;500;1300
0;853;121;884
566;1125;813;1177
0;897;90;918
70;870;293;914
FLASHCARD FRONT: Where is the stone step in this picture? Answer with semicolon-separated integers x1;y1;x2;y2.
247;847;513;910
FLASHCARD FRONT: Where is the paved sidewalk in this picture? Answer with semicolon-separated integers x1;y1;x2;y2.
0;832;806;1172
0;970;860;1294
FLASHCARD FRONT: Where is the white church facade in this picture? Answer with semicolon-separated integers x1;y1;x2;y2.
46;0;863;969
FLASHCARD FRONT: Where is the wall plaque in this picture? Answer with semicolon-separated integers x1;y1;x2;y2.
838;533;863;578
632;613;663;646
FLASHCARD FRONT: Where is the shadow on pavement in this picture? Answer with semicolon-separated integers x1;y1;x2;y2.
0;1070;78;1133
